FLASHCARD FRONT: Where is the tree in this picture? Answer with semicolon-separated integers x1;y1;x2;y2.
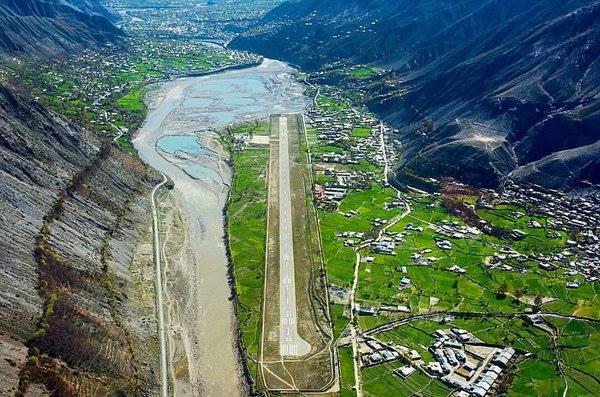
513;288;525;304
497;371;514;394
497;282;508;298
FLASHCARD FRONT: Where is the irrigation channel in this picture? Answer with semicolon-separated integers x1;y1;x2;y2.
133;59;307;396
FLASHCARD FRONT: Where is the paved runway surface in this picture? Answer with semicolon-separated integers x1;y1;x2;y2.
278;116;311;357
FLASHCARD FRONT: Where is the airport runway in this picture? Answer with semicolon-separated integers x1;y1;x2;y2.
278;115;311;357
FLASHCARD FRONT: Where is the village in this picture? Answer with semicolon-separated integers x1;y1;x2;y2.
492;181;600;283
356;327;518;397
304;72;598;397
7;37;258;148
307;88;400;207
105;0;282;43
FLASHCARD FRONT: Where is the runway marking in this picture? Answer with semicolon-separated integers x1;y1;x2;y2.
277;116;311;358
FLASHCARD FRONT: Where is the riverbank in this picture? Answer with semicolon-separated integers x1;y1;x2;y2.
220;130;270;389
184;58;263;78
132;59;306;396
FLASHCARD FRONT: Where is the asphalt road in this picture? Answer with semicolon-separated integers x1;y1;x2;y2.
151;172;169;397
278;116;311;357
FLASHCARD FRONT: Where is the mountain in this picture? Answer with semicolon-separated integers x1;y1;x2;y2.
60;0;118;21
0;80;162;395
231;0;600;190
0;0;123;59
0;1;162;394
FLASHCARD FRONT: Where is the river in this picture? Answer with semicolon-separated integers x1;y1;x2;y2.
132;59;307;396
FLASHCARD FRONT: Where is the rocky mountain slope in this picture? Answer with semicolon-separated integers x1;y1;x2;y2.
0;80;162;395
60;0;118;21
0;0;123;59
232;0;600;189
0;0;164;394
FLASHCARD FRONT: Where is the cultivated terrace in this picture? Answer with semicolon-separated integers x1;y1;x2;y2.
302;76;600;397
3;37;259;154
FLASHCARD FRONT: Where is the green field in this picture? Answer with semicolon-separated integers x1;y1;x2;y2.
350;66;381;80
230;120;270;136
339;347;357;397
317;95;350;112
228;145;269;378
331;304;351;339
116;87;147;113
306;88;599;396
350;159;381;174
362;359;451;397
351;127;372;138
318;183;401;286
347;195;598;319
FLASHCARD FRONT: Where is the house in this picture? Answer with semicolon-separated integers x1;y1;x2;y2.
436;240;452;250
369;352;382;364
567;281;580;288
492;347;515;367
425;362;443;376
357;305;377;316
394;366;415;379
366;340;382;350
381;349;399;361
408;350;421;360
444;348;458;366
434;330;448;338
451;329;471;342
448;265;466;274
511;229;527;240
444;340;462;349
398;277;411;290
471;385;487;397
463;361;477;372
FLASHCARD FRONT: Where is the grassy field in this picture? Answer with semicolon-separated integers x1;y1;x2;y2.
339;347;357;397
317;96;350;112
350;159;381;174
318;183;401;287
231;120;270;136
116;86;147;113
311;143;347;155
362;359;451;397
350;67;381;80
351;127;372;138
344;194;599;319
228;145;269;378
331;304;351;339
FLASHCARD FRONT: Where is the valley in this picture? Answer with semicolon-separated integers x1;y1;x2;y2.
0;1;598;397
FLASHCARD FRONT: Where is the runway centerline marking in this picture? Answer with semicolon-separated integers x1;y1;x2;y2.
278;115;311;358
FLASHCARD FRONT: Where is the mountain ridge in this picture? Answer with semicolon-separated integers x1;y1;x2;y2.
0;1;161;394
231;0;600;190
0;77;162;396
0;0;123;59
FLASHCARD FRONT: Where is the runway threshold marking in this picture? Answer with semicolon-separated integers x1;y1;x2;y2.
278;115;311;358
